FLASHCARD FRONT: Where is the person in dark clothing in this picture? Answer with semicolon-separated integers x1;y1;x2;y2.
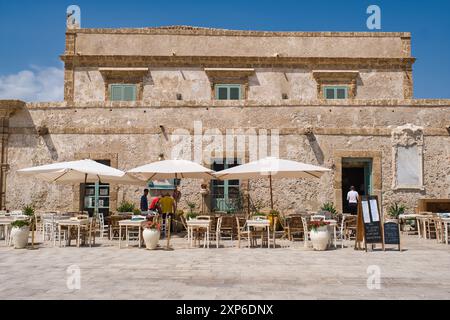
140;189;149;212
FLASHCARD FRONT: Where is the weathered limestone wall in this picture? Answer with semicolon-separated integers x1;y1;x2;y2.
74;29;408;58
73;67;405;102
5;102;450;215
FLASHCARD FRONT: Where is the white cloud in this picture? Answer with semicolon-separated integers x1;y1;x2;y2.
0;65;64;102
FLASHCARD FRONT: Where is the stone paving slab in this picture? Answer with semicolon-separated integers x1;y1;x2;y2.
0;235;449;299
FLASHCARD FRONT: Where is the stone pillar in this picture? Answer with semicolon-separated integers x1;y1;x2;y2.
0;100;25;209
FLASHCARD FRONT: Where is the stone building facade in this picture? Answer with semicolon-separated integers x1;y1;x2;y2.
0;26;449;215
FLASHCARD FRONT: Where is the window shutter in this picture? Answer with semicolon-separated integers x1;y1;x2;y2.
123;85;137;101
110;85;123;101
325;88;335;99
229;87;240;100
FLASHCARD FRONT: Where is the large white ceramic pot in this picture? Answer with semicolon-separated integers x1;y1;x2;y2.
310;226;330;251
11;226;30;249
143;228;160;250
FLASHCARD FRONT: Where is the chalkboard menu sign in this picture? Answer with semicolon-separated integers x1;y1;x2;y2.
356;195;385;251
383;222;401;250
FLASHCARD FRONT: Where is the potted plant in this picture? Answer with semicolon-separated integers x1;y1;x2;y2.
388;202;406;220
320;202;338;219
309;220;331;251
117;201;135;214
10;205;34;249
142;219;161;250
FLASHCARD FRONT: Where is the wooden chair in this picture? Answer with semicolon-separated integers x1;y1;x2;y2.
343;215;357;245
80;218;96;247
216;215;235;248
286;215;305;241
236;217;252;248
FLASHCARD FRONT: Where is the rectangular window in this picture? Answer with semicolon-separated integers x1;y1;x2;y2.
109;84;137;101
323;86;348;99
215;84;242;100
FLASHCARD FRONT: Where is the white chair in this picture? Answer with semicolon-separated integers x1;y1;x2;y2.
42;213;55;242
301;216;311;247
97;212;109;239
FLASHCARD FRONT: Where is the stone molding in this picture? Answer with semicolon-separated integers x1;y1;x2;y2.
313;70;359;99
8;126;448;137
66;26;411;38
61;55;415;69
25;98;450;109
391;124;424;191
0;100;25;117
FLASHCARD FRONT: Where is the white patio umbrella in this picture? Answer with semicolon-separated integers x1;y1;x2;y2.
214;157;330;210
17;159;145;185
17;159;146;248
128;159;215;249
127;159;215;180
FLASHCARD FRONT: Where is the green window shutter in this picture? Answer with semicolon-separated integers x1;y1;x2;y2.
324;86;348;99
336;88;347;99
217;86;228;100
229;86;240;100
215;84;242;100
324;87;335;99
110;84;137;101
110;85;123;101
123;85;137;101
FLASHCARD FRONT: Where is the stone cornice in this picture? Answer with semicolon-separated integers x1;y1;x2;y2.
66;26;411;38
25;99;450;109
60;55;415;68
0;100;26;117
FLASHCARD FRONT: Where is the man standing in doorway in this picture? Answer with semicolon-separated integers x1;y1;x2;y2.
347;186;359;215
140;189;149;212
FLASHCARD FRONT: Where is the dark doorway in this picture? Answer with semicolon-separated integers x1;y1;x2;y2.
341;158;372;213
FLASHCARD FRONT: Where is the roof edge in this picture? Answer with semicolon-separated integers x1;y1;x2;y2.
66;26;411;38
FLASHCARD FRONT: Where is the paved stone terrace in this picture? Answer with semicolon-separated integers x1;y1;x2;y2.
0;235;449;300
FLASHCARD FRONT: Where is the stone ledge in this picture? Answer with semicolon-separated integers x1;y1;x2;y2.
0;100;26;117
25;99;450;109
8;127;448;137
66;26;411;38
60;55;415;67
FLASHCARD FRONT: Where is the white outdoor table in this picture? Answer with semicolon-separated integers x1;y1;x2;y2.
414;215;434;239
398;214;421;235
186;220;211;248
118;219;146;248
0;217;13;245
57;219;89;247
246;219;270;248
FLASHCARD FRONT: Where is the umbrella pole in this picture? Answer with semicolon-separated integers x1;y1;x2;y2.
269;174;274;210
247;179;250;218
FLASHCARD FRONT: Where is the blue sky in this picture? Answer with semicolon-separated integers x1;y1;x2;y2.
0;0;449;101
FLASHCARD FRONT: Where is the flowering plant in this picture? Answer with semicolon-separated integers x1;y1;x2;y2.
142;220;161;230
308;220;330;231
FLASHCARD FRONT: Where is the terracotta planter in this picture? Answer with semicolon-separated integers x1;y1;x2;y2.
310;226;330;251
11;226;30;249
143;228;160;250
